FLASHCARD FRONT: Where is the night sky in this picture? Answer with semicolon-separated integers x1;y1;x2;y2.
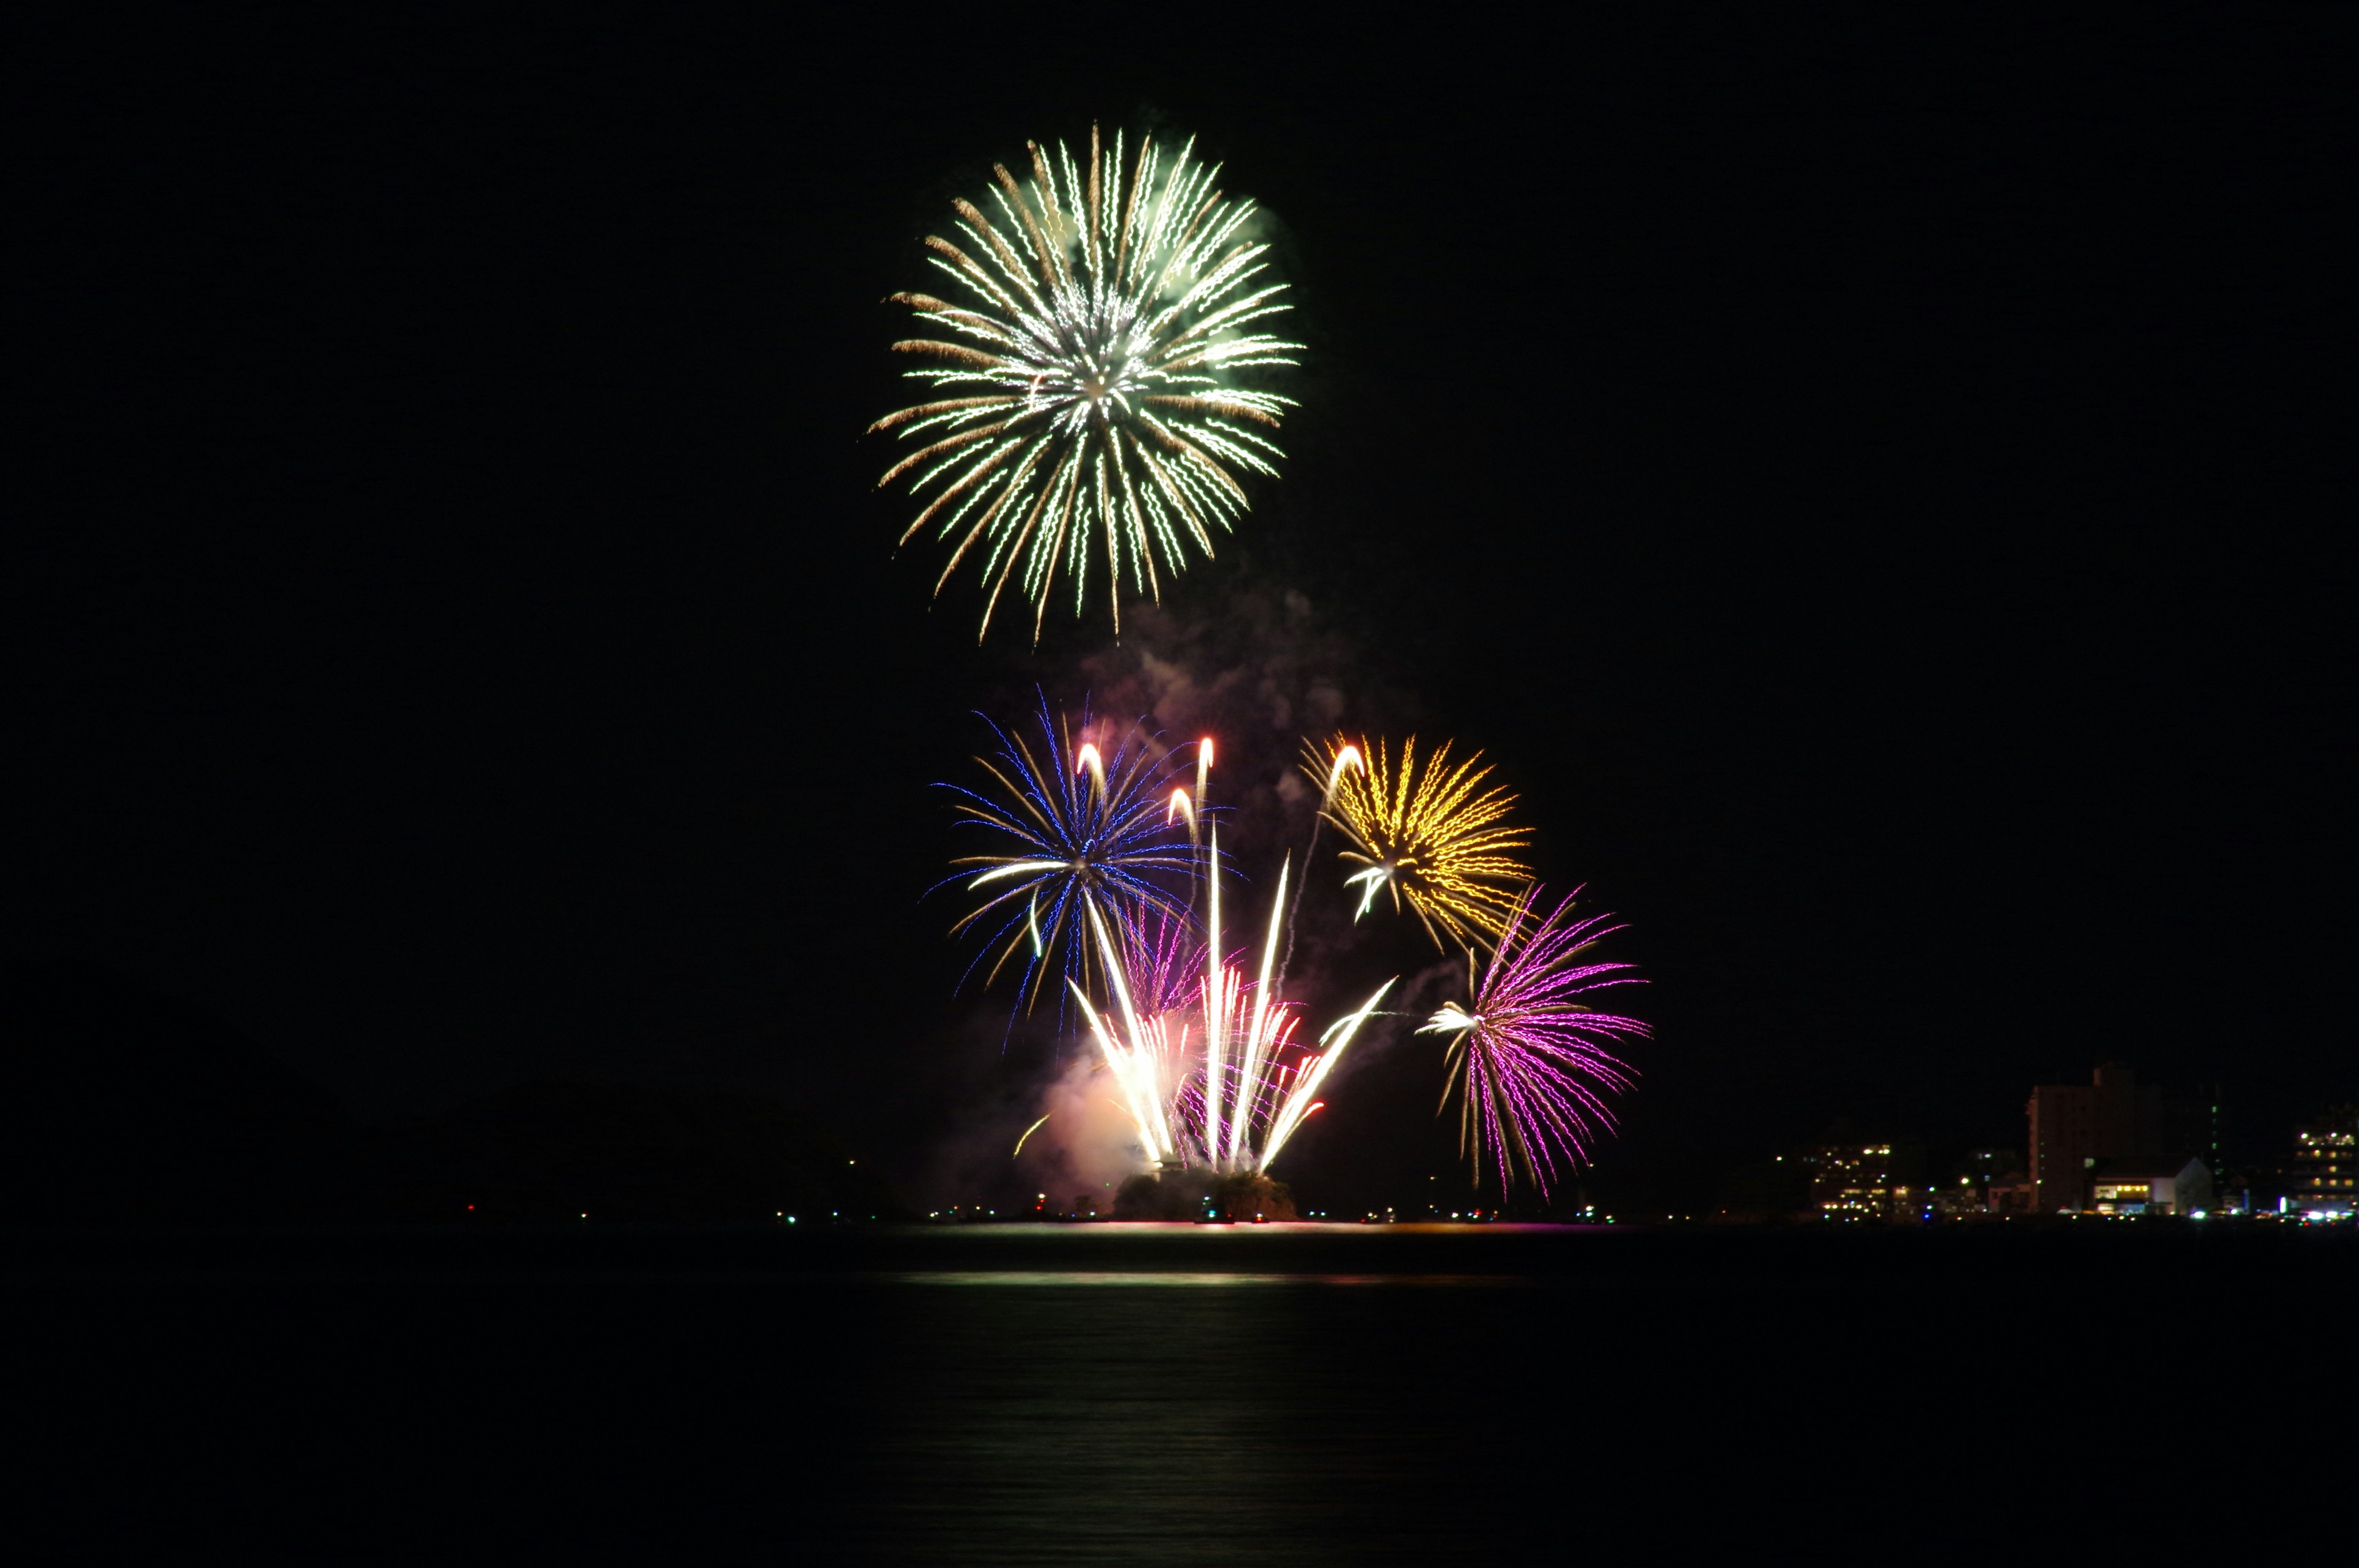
20;16;2349;1209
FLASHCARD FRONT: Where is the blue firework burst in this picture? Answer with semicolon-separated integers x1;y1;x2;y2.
940;694;1203;1011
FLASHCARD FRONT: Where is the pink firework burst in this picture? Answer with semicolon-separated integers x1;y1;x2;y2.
1419;885;1648;1196
1121;911;1206;1020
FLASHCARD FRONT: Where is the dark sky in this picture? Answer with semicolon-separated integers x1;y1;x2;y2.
20;15;2350;1204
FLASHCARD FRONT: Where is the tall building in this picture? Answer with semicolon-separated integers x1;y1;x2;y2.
2288;1107;2355;1217
2028;1063;2162;1214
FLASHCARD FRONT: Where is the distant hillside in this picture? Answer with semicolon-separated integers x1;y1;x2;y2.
0;962;361;1225
1;962;897;1226
377;1080;901;1223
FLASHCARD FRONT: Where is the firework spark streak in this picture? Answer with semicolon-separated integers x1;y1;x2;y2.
1417;886;1648;1196
873;127;1302;641
1305;736;1535;950
1278;741;1362;986
941;697;1195;1010
1070;832;1394;1176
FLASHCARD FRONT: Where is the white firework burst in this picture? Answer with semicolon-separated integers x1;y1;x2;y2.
872;126;1301;641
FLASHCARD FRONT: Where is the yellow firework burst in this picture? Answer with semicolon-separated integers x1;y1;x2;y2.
1302;736;1534;950
872;125;1301;642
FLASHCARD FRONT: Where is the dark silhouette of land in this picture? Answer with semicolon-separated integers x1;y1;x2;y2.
377;1078;897;1223
1;962;363;1226
0;964;896;1227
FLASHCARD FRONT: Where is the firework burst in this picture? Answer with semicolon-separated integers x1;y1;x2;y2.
1071;846;1395;1174
1304;736;1535;950
1418;886;1648;1196
873;126;1301;641
1120;909;1205;1019
941;696;1196;1010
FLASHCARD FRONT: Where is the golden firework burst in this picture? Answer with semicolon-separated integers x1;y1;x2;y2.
1302;735;1533;950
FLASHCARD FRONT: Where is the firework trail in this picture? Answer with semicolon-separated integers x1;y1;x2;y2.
872;126;1302;641
1418;886;1648;1196
1070;821;1394;1176
1278;741;1362;986
1304;735;1535;951
1121;909;1205;1018
941;695;1196;1011
1065;900;1192;1163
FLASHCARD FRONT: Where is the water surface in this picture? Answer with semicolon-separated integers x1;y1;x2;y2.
9;1222;2347;1559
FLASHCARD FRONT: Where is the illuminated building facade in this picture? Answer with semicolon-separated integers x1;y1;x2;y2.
2287;1109;2355;1217
2028;1063;2162;1213
1809;1144;1916;1222
2084;1156;2211;1216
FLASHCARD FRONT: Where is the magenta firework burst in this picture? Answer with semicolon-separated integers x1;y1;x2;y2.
1121;910;1206;1020
1418;886;1649;1195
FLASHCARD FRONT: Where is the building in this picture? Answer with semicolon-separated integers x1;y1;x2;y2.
1959;1146;2024;1215
2165;1083;2229;1190
2288;1108;2355;1217
1985;1176;2038;1215
1810;1144;1917;1222
2028;1063;2163;1213
1930;1147;2024;1217
2085;1156;2212;1216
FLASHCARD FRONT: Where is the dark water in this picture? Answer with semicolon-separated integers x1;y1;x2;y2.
9;1222;2350;1558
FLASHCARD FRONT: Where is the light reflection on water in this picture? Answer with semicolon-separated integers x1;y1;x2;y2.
835;1222;2157;1561
915;1221;1585;1236
846;1231;1608;1562
895;1270;1529;1287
